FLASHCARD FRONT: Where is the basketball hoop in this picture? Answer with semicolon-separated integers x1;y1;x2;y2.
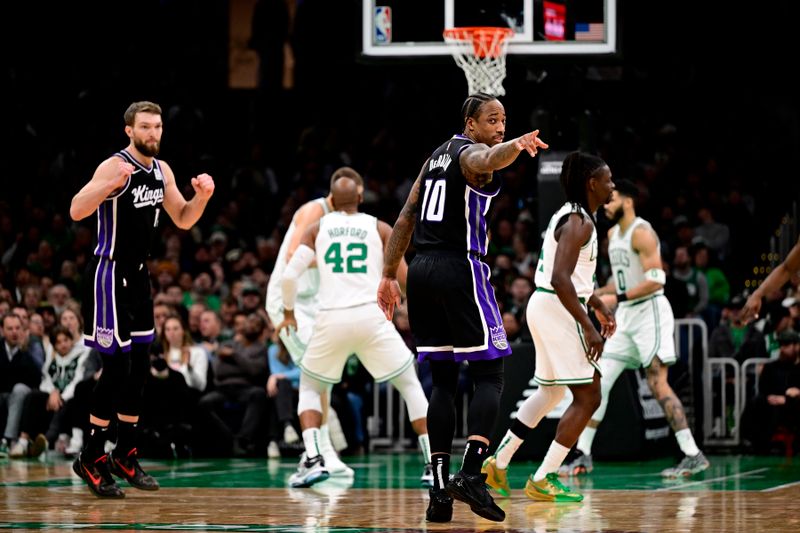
443;27;514;96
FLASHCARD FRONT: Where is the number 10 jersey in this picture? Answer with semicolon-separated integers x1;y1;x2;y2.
413;134;502;257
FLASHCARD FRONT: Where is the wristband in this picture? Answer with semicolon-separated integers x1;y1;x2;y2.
617;292;629;303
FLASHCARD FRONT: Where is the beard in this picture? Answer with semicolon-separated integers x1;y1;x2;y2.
606;205;624;225
134;138;160;157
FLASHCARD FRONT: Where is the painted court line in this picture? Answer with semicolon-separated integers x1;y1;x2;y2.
655;468;769;491
761;480;800;492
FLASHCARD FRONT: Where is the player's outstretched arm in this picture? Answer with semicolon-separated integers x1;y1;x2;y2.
741;237;800;323
70;157;134;221
160;160;215;230
460;130;549;177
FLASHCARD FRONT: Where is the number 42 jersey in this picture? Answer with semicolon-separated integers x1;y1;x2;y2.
315;211;384;311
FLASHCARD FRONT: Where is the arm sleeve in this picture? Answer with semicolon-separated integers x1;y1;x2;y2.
282;244;315;310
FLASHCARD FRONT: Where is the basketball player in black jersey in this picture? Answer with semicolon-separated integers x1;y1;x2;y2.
378;93;548;522
69;101;215;498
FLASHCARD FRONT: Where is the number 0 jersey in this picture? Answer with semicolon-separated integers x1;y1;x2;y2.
608;217;664;305
315;211;383;310
413;135;502;256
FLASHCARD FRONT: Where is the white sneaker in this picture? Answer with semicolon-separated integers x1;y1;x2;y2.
319;436;353;477
64;439;82;458
321;449;354;477
267;441;281;459
9;439;28;458
288;454;330;488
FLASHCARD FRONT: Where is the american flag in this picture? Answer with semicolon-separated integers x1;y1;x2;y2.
575;22;604;41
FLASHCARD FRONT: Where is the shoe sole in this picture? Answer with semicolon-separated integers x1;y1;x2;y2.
425;510;453;523
109;462;161;491
446;485;505;522
72;460;125;499
524;482;583;502
290;471;330;488
327;468;354;478
121;479;160;491
662;467;710;478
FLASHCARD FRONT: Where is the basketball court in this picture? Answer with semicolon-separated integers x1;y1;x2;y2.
2;453;799;531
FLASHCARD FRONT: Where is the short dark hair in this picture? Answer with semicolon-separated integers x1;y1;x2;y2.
613;179;638;201
124;101;162;126
50;325;73;344
330;166;364;190
1;313;21;328
461;93;496;127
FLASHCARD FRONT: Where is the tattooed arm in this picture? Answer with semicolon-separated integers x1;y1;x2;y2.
460;130;548;188
377;159;428;320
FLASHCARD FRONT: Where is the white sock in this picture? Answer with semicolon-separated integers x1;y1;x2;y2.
533;441;570;482
418;434;431;463
577;426;596;455
302;428;322;458
495;430;523;470
675;429;700;457
319;424;332;451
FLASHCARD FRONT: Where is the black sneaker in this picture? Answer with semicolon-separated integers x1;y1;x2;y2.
426;488;453;522
109;448;160;490
72;452;125;498
446;471;505;522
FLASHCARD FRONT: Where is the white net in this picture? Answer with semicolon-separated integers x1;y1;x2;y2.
443;27;513;96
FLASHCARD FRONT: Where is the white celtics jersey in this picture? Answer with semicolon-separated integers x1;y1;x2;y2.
608;217;664;305
267;198;329;305
535;202;598;300
315;211;383;310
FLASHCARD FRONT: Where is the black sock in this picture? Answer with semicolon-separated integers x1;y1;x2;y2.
461;439;488;475
86;423;110;460
116;420;138;455
431;453;450;490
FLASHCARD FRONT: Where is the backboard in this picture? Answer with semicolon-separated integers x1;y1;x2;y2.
364;0;616;57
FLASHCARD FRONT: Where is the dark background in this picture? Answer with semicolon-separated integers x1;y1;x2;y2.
3;0;799;292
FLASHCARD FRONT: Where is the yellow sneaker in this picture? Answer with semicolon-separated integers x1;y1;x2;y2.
524;472;584;502
481;455;511;498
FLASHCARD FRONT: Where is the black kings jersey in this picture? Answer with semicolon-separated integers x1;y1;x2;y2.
93;149;165;265
413;135;502;256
